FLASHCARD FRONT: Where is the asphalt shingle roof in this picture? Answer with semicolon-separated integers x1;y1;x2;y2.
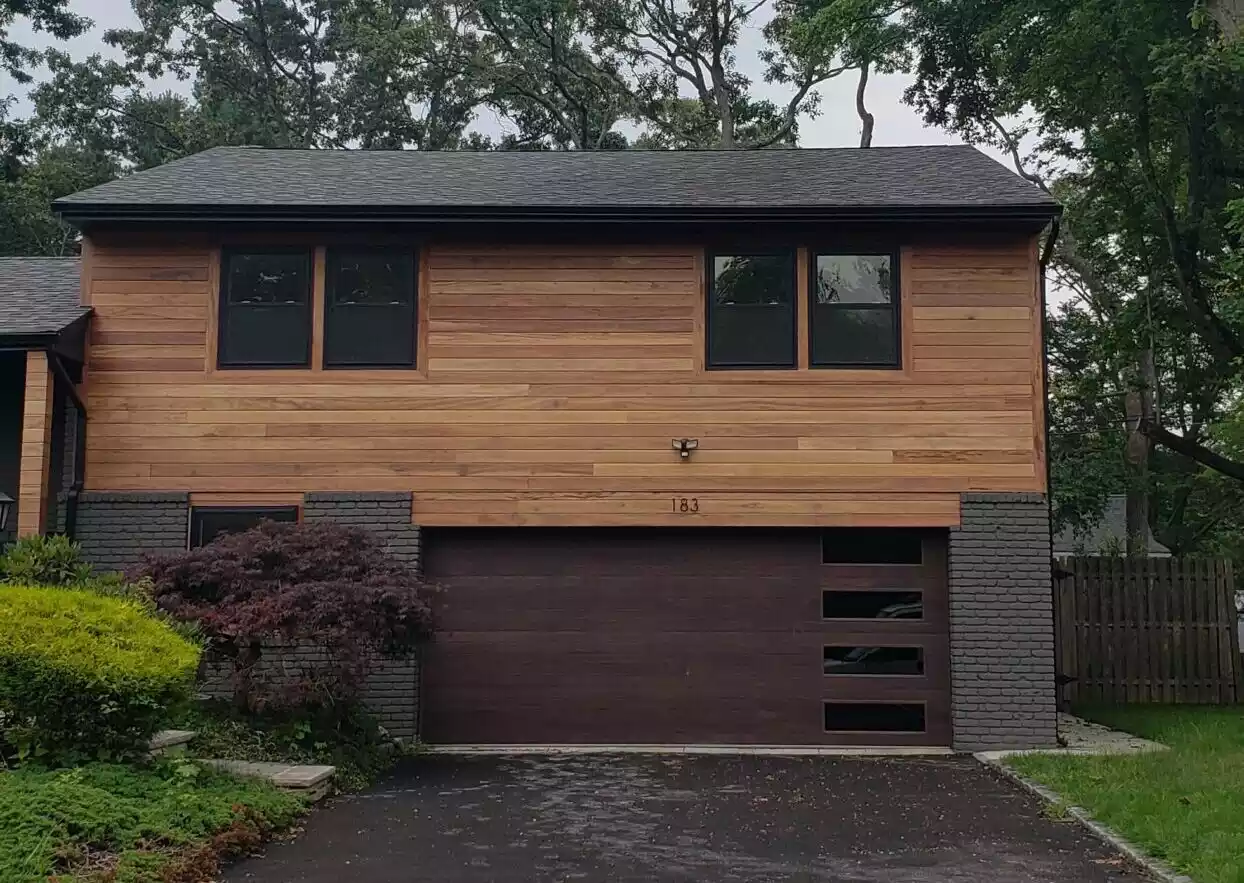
0;257;86;336
55;145;1057;213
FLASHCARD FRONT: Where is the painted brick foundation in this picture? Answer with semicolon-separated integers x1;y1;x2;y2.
199;646;420;741
73;491;190;573
72;489;423;740
303;492;421;570
949;493;1057;750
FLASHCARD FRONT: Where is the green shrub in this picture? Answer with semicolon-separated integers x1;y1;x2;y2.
182;699;400;791
0;584;201;764
0;760;306;883
0;534;91;586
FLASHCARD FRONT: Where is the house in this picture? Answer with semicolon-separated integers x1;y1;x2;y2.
1052;494;1171;557
5;146;1061;750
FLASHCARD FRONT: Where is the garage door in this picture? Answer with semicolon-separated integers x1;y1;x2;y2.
421;528;950;746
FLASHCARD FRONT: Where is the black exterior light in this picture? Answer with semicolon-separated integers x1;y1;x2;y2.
671;438;699;459
0;491;13;533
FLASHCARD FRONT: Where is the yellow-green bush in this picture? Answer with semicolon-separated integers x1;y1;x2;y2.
0;585;201;764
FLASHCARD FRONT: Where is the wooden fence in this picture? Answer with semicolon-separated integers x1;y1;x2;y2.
1054;557;1242;705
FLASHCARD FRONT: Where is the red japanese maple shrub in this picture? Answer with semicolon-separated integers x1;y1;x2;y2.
132;521;437;712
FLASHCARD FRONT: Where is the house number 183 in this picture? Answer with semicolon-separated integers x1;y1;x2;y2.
672;497;700;513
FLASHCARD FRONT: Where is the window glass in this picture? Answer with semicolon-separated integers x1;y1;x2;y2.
218;250;312;367
823;646;925;676
811;253;899;367
822;591;923;620
325;249;417;367
190;506;299;548
824;702;926;732
707;253;795;368
822;529;924;564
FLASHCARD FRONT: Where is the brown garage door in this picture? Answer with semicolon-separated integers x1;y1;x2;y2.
421;528;949;746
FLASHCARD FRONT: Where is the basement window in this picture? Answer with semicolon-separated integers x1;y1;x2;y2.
706;251;796;369
325;248;418;368
218;249;313;367
190;506;299;548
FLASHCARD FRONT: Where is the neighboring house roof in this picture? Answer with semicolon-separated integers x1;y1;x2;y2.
54;145;1060;224
0;257;90;359
1053;495;1172;557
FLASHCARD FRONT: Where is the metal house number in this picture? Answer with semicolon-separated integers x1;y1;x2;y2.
671;497;700;513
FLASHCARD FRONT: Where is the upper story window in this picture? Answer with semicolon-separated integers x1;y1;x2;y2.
706;252;796;369
218;249;312;368
325;248;417;368
810;253;899;368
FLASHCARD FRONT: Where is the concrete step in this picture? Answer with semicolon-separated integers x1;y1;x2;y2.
148;729;196;757
201;759;336;801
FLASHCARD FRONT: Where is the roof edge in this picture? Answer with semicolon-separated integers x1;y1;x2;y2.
55;202;1062;226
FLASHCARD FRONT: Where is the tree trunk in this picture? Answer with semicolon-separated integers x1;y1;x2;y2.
1209;0;1243;38
856;60;874;148
1123;351;1155;556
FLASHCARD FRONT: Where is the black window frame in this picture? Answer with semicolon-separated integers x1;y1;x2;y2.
189;505;300;549
324;246;419;370
217;247;314;369
705;249;798;370
808;249;902;370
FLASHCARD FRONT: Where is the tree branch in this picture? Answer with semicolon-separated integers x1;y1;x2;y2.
1140;418;1244;483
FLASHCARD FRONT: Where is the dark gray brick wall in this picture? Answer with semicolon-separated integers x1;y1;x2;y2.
73;492;189;573
949;493;1057;750
199;644;420;741
303;492;421;571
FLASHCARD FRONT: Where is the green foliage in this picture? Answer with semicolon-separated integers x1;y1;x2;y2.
1009;706;1244;883
0;760;306;883
0;533;92;585
182;700;401;792
0;584;200;765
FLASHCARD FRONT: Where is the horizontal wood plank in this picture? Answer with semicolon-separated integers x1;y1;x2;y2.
81;239;1044;518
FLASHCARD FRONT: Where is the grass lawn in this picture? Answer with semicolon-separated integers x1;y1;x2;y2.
1008;705;1244;883
0;760;307;883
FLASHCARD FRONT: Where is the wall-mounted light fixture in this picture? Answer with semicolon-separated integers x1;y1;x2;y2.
671;438;699;459
0;491;13;535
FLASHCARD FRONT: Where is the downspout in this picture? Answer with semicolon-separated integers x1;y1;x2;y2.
1039;218;1060;558
46;352;87;539
1039;218;1065;710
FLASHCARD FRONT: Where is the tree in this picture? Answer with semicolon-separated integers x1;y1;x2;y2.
899;0;1244;550
0;0;87;86
583;0;870;149
479;0;633;149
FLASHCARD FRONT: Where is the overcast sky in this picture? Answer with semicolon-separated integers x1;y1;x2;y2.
4;0;988;156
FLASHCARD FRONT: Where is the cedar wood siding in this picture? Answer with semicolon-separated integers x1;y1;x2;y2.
79;231;1044;527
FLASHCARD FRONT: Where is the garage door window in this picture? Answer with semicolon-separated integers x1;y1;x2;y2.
822;590;923;620
822;529;923;564
823;646;924;676
824;702;926;733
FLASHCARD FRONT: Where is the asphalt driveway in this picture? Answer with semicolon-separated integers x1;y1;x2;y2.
226;754;1149;883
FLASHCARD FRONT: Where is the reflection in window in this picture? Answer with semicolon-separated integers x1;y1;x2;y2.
811;253;899;367
218;250;312;367
707;252;795;368
325;249;417;367
822;591;923;620
823;646;925;676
